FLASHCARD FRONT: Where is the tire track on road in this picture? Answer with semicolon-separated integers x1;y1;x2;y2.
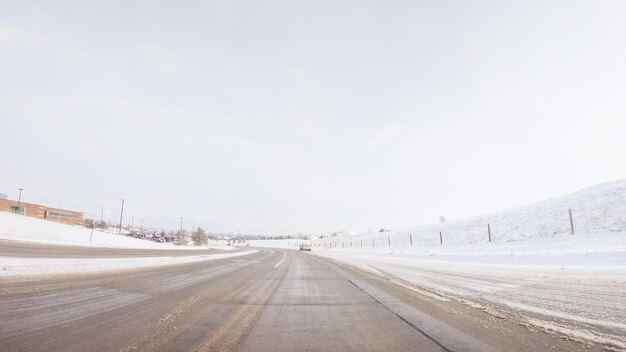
192;255;289;352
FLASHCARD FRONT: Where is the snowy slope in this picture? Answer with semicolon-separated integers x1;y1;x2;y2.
314;179;626;249
0;212;197;249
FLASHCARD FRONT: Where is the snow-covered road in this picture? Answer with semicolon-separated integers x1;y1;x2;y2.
315;237;626;350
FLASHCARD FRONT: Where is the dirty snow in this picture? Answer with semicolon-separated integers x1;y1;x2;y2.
0;250;258;277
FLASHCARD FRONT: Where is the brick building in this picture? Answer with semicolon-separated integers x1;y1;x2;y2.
0;198;84;225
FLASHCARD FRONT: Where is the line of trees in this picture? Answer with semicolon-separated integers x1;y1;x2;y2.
83;219;109;229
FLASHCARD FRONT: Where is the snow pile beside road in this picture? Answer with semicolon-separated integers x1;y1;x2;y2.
315;241;626;350
319;231;626;267
0;249;258;277
0;212;196;249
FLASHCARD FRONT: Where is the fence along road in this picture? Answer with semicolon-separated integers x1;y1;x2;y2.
312;205;623;249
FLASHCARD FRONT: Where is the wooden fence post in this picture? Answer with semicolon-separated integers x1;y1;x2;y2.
410;234;413;246
569;209;574;235
488;224;492;242
388;236;391;246
439;231;442;245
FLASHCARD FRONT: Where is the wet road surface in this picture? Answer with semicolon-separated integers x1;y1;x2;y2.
0;247;595;351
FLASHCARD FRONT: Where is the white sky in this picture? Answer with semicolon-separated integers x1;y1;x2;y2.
1;1;626;235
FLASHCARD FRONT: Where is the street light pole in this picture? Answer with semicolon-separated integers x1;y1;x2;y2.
118;199;125;234
16;188;24;214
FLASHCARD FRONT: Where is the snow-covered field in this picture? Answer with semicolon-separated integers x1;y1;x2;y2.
313;180;626;349
313;179;626;249
0;212;205;249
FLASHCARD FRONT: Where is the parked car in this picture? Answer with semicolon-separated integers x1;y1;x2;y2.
299;244;311;251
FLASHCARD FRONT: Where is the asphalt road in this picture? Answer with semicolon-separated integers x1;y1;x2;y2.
0;247;595;352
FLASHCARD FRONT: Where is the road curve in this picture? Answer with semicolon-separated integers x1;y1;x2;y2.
0;248;595;351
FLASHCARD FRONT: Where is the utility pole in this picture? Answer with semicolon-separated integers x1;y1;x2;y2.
118;199;125;234
16;188;24;214
179;217;183;233
131;216;134;231
100;209;104;225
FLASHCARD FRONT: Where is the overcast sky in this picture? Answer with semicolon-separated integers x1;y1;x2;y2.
1;0;625;235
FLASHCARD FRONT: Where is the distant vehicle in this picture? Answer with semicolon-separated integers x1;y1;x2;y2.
299;244;311;251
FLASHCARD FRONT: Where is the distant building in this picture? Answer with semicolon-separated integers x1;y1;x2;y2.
0;198;83;225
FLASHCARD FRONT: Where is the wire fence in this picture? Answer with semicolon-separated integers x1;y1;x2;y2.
312;203;626;250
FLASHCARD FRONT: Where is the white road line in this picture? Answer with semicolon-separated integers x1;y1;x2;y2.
274;253;287;268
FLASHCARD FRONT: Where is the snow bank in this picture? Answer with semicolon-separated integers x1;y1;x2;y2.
0;250;258;277
315;244;626;349
317;231;626;267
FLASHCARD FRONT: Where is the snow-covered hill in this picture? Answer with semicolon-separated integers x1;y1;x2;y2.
314;179;626;249
0;212;195;249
